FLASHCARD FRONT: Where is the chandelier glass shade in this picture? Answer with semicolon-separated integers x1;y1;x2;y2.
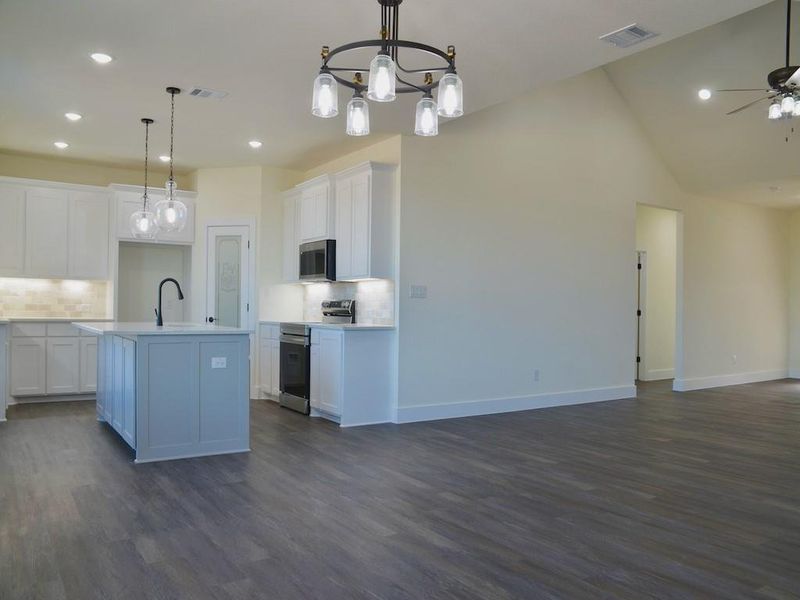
155;87;188;233
311;0;463;136
129;118;159;240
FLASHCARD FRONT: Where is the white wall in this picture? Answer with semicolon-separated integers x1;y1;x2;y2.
395;68;789;421
117;242;190;322
636;204;677;381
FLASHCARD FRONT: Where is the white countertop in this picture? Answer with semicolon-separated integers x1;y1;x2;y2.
74;322;252;336
0;317;114;323
260;320;395;331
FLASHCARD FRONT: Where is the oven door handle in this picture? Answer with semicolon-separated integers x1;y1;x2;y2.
280;334;310;346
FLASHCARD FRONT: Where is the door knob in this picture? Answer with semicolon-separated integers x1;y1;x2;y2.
207;316;215;323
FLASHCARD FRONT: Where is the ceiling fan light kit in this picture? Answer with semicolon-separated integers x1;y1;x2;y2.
311;0;463;137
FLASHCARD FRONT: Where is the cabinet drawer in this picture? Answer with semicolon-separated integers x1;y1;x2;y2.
47;323;79;337
11;322;47;337
259;324;280;341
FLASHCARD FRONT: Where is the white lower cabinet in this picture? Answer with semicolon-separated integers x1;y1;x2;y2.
258;324;281;398
10;338;47;396
9;322;98;399
46;337;80;394
311;329;343;416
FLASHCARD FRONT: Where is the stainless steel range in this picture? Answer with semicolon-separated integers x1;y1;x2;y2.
278;300;355;414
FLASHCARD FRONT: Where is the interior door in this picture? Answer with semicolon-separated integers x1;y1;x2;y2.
206;225;251;328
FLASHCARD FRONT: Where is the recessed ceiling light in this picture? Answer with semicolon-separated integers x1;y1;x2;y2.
65;112;82;121
698;88;712;101
90;52;113;64
53;141;69;149
248;140;263;149
159;155;171;162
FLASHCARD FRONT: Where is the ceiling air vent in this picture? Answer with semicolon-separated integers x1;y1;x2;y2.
188;87;229;100
599;24;658;48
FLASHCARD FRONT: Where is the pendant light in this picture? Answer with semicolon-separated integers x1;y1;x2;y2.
346;92;370;136
129;118;159;240
437;71;463;118
312;71;339;118
155;87;188;232
414;94;438;136
367;53;396;102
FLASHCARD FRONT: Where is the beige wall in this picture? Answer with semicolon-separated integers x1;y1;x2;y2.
396;68;789;418
302;136;401;180
117;242;190;322
636;204;677;381
0;150;193;190
789;211;800;377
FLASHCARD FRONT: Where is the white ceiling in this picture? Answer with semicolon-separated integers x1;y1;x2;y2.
0;0;772;172
606;0;800;208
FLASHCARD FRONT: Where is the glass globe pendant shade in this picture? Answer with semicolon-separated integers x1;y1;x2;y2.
155;178;188;232
129;198;159;240
781;95;796;115
437;72;463;118
769;101;783;120
415;96;439;136
793;100;800;117
367;54;396;102
311;72;339;117
346;95;370;136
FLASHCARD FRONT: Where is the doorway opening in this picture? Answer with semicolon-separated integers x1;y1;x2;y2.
635;204;678;384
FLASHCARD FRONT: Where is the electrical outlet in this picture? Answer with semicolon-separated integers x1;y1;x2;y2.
409;285;428;299
211;357;227;369
533;369;540;382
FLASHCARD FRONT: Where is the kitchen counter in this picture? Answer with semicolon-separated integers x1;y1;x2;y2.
260;320;395;331
75;322;252;336
0;317;113;322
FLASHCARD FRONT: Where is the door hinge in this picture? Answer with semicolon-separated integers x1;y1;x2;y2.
636;310;642;317
637;263;642;270
247;241;250;249
636;356;641;363
246;303;250;312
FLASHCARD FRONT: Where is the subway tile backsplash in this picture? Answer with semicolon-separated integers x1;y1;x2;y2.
0;278;109;319
303;280;394;325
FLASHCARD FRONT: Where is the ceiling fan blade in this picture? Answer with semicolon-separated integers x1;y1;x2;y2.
785;67;800;88
726;95;776;115
716;88;771;92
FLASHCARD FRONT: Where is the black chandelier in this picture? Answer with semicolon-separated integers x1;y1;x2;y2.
311;0;463;137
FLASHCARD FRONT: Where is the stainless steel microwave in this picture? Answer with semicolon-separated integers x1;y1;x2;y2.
299;239;336;281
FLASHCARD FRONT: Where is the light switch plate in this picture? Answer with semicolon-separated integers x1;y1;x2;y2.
211;357;227;369
409;285;428;299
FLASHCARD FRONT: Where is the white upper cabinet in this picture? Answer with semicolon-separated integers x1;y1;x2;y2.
25;187;70;278
113;185;196;244
334;162;395;281
69;190;110;279
298;175;334;243
0;183;26;277
282;190;300;282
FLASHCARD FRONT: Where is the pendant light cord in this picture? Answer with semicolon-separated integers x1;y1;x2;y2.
169;90;175;184
143;120;150;210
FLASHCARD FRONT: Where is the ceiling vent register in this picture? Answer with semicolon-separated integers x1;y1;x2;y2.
600;24;659;48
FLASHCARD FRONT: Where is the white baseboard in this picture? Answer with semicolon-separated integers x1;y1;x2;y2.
8;394;95;405
789;368;800;379
640;368;674;381
673;369;788;392
395;385;636;424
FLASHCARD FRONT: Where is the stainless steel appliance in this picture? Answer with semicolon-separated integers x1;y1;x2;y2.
279;323;311;414
299;239;336;282
278;299;356;414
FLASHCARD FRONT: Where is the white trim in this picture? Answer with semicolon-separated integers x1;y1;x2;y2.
641;368;674;381
8;394;96;404
0;175;108;193
395;385;636;424
109;182;197;198
789;368;800;379
673;369;788;392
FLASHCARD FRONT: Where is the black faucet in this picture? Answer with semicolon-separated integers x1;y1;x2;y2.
155;278;185;326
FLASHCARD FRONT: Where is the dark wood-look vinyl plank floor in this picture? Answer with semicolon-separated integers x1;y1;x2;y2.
1;380;799;599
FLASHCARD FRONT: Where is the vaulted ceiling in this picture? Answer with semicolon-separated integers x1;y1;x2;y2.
606;0;800;208
0;0;771;172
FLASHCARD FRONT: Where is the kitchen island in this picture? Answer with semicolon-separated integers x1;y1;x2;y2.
75;322;251;463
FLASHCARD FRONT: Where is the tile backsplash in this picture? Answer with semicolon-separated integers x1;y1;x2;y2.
0;278;109;319
303;280;394;325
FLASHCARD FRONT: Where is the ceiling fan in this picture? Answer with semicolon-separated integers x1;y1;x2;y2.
699;0;800;120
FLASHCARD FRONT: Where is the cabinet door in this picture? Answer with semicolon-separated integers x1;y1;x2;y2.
10;338;47;396
282;193;299;282
69;191;109;279
80;336;98;393
96;336;106;418
318;330;343;416
0;184;26;277
121;338;136;448
104;336;113;422
46;337;80;395
270;339;280;396
350;171;371;278
299;183;331;242
309;343;321;410
259;338;272;398
112;336;124;433
25;188;69;277
335;178;353;279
